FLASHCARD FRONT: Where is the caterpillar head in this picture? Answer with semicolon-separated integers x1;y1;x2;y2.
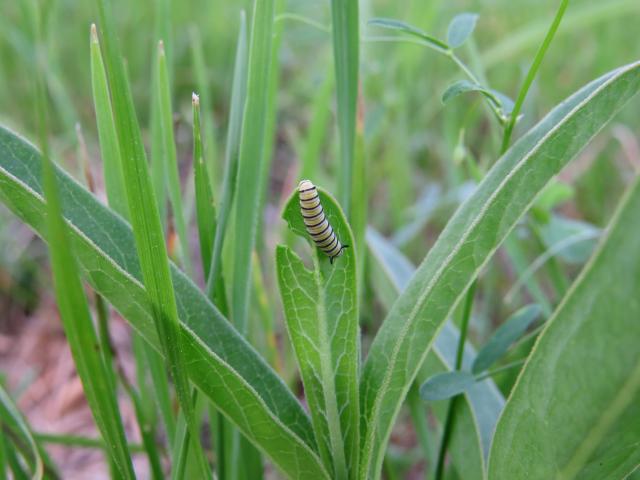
298;179;315;192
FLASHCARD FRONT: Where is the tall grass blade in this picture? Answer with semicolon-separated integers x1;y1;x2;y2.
92;3;209;476
157;40;194;275
34;20;135;478
330;0;359;216
231;0;275;334
89;24;127;218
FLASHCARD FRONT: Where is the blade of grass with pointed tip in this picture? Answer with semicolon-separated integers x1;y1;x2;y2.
331;0;359;216
192;94;216;277
367;227;504;478
0;125;328;479
34;33;135;478
232;0;274;334
359;61;640;480
301;68;333;180
489;176;640;480
157;41;193;276
92;4;208;477
276;186;359;479
89;24;127;218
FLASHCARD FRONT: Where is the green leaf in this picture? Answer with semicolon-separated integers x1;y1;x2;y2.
472;304;542;374
539;215;600;264
367;18;449;51
0;385;43;480
332;0;360;214
489;176;640;480
276;186;359;479
447;13;479;48
367;227;504;477
419;372;476;402
0;126;328;479
232;0;275;334
359;61;640;480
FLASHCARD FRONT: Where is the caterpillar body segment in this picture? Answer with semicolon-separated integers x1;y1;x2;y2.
298;180;348;264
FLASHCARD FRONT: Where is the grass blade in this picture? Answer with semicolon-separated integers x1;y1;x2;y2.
89;24;127;218
34;20;135;478
205;11;247;307
331;0;359;215
359;61;640;479
92;3;208;476
157;40;194;275
231;0;275;334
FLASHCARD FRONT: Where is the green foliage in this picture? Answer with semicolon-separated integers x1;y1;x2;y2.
420;371;476;402
446;13;479;49
276;187;359;479
489;176;640;479
359;61;640;480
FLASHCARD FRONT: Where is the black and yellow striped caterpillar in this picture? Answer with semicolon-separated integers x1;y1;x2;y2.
298;180;348;264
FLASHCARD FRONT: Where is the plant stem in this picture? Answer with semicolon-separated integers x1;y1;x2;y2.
501;0;570;152
434;280;476;480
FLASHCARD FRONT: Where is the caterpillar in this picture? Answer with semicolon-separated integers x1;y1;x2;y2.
298;179;348;264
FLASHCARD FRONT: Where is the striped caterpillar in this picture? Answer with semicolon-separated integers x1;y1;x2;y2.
298;180;348;264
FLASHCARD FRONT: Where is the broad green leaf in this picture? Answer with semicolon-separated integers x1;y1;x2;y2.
447;13;479;49
0;385;43;480
489;175;640;480
419;372;476;402
232;0;274;334
331;0;359;215
472;304;542;374
276;187;359;479
367;18;449;51
359;61;640;480
367;227;504;478
0;125;328;480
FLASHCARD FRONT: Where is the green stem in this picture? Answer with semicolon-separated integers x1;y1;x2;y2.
434;280;476;480
501;0;570;152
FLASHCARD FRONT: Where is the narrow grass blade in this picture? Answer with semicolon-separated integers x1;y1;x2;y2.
489;176;640;480
359;62;640;480
92;4;208;477
34;31;135;479
189;27;219;186
206;11;247;306
276;186;360;478
90;24;127;218
232;0;275;334
0;125;328;479
192;93;216;276
157;40;194;276
0;386;43;480
331;0;359;215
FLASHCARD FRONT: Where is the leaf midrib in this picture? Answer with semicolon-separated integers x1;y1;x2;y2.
360;63;631;479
